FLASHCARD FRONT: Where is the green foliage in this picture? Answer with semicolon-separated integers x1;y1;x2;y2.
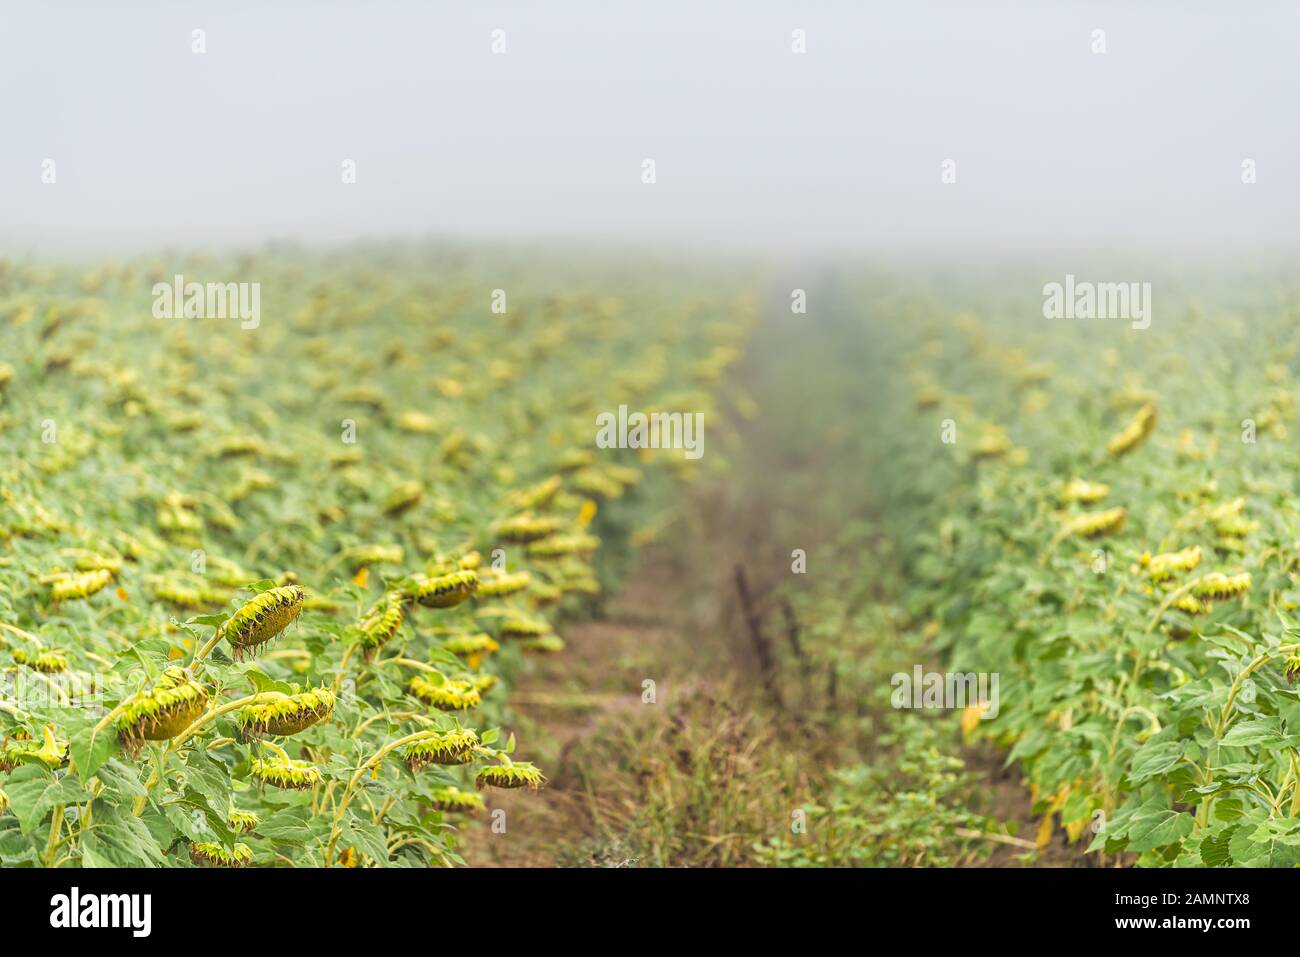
871;275;1300;866
0;249;754;866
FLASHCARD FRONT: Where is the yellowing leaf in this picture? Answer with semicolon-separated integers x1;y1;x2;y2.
1065;816;1087;843
1035;814;1053;850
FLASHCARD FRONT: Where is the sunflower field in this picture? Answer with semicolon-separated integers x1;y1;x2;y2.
872;274;1300;867
0;250;755;867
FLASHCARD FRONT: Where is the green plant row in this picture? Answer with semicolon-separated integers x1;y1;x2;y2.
0;249;755;866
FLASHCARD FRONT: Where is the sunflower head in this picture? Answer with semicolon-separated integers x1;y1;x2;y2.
569;469;623;500
476;762;545;791
190;841;254;867
117;667;209;756
12;648;69;674
1144;545;1202;582
408;675;481;711
219;585;306;660
250;755;323;791
1061;507;1127;540
228;810;260;834
340;543;404;570
237;687;336;742
402;729;480;771
498;617;551;640
405;570;479;609
467;674;499;695
1285;655;1300;685
474;570;533;599
519;634;566;654
1106;403;1157;457
505;475;562;511
1192;572;1251;601
494;513;565;544
427;786;486;814
357;592;405;656
527;534;601;560
0;725;68;773
49;568;114;602
441;632;500;658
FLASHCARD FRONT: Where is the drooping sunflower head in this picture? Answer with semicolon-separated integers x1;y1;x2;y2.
498;617;552;640
204;555;259;588
1106;403;1157;457
402;729;480;771
357;591;405;655
494;513;566;544
236;687;336;742
250;755;323;791
555;568;601;597
408;675;482;711
219;585;306;660
476;762;545;792
383;481;424;516
556;449;595;472
0;725;68;773
191;841;254;867
228;810;260;834
1172;595;1211;616
339;543;404;570
117;667;209;756
467;673;499;695
1061;478;1110;505
969;427;1012;461
149;575;232;611
602;464;642;488
568;468;624;501
427;785;486;814
528;581;562;606
441;632;500;659
404;570;479;609
1060;507;1127;540
1192;571;1251;601
519;634;566;654
12;648;69;674
505;475;563;512
526;534;601;560
474;570;533;599
1142;545;1202;581
49;568;114;602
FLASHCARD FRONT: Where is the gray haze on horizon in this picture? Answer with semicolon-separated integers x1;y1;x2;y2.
1;1;1297;262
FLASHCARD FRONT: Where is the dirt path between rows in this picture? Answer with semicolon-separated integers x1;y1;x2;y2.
458;546;692;866
460;293;1101;867
459;538;1099;866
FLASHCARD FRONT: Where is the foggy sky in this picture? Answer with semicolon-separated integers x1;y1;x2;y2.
2;1;1297;260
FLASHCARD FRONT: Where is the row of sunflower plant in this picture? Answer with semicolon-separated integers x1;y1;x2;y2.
869;275;1300;866
0;248;756;866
